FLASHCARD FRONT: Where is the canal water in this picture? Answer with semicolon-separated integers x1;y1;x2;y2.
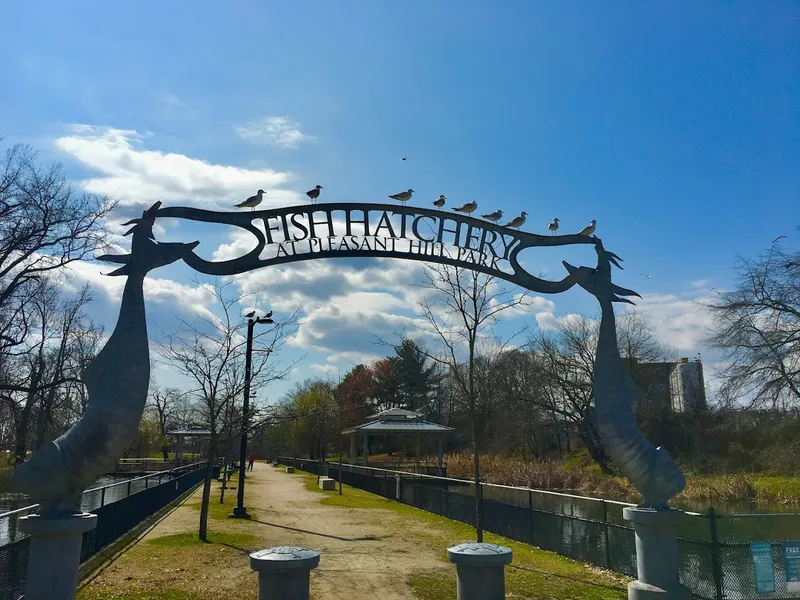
0;473;136;545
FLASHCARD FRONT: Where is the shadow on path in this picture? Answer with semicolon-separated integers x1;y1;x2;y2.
251;518;382;542
218;541;253;555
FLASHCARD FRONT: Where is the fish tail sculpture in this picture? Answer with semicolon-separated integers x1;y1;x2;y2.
10;202;199;516
563;241;685;509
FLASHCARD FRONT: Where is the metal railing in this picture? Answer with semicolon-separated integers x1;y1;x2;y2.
281;457;800;600
0;461;206;535
0;461;210;600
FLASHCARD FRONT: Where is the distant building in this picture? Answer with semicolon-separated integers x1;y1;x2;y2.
626;357;707;413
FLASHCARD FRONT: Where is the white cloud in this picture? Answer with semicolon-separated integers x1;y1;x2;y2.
691;279;711;288
54;125;301;209
634;289;714;352
235;116;309;148
310;363;340;376
499;293;556;319
535;311;586;332
60;259;218;322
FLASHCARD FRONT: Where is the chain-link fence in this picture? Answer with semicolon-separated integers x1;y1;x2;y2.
282;457;800;600
0;462;207;600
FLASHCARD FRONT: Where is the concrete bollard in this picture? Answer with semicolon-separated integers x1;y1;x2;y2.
285;466;295;474
624;507;692;600
250;546;320;600
19;512;98;600
318;477;335;490
447;542;512;600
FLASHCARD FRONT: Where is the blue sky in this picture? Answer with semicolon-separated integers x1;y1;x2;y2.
1;2;798;401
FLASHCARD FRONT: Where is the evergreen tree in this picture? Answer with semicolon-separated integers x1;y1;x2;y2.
392;339;438;413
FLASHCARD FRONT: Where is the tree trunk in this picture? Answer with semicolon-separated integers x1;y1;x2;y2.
579;421;611;474
472;421;483;542
219;457;228;503
564;418;572;452
14;365;42;466
199;449;216;541
161;444;169;461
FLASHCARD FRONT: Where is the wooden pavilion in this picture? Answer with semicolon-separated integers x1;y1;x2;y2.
342;408;453;473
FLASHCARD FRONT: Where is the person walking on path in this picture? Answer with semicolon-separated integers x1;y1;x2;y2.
247;453;255;471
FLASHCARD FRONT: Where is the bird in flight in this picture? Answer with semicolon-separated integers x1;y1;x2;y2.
433;195;446;208
577;219;596;236
306;185;323;204
773;235;788;244
236;189;265;210
401;156;407;161
548;218;560;235
481;210;503;222
453;201;478;214
503;212;527;229
640;274;657;280
389;189;415;204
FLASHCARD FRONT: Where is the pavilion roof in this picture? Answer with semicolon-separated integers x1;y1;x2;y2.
167;428;212;437
365;407;423;421
342;418;453;435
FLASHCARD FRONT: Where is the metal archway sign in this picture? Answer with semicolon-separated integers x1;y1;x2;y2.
155;202;597;295
10;200;685;516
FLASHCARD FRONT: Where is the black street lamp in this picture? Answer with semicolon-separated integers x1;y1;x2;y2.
231;311;273;518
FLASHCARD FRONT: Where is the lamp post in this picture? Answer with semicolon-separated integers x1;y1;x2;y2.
231;311;273;518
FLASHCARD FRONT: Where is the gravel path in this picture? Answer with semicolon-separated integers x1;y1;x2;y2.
80;463;450;599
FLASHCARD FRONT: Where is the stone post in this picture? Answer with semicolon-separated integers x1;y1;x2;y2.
250;546;320;600
349;435;356;462
623;507;692;600
18;512;98;600
447;542;512;600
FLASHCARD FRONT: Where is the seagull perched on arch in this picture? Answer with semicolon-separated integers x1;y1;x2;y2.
481;210;503;222
236;189;265;211
306;185;323;204
453;201;477;214
389;189;415;204
503;212;527;229
577;219;596;237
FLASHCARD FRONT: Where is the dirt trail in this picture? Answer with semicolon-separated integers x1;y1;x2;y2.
83;463;449;600
233;464;445;599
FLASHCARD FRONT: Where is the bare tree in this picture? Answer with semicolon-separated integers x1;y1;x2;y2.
706;241;800;409
489;350;550;459
148;386;190;459
157;279;299;541
418;265;531;542
0;142;114;359
529;310;674;472
529;316;610;470
1;279;100;464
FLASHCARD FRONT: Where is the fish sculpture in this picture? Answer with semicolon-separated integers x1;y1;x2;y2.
563;241;685;508
9;202;199;516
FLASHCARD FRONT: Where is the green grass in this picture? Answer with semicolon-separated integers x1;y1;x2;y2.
184;479;249;520
409;574;457;600
748;476;800;501
79;486;201;581
146;531;258;548
298;473;628;599
79;589;203;600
